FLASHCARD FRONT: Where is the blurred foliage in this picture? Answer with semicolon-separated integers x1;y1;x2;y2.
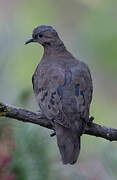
10;124;50;180
0;0;117;179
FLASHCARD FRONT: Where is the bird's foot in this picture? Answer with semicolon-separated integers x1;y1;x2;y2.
0;103;11;116
87;116;94;125
36;111;46;118
50;130;56;137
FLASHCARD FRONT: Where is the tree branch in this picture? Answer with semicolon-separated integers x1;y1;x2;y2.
0;102;117;141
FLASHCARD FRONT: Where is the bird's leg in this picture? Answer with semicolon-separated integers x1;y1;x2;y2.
36;110;47;119
87;116;94;125
36;110;43;115
50;118;56;137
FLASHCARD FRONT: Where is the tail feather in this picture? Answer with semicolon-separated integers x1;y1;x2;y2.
55;123;80;164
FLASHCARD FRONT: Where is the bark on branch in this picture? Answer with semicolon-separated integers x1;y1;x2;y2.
0;102;117;141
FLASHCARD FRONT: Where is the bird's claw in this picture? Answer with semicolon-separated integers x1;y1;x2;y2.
50;130;56;137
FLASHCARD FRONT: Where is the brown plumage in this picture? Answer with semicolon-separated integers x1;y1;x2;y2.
25;25;93;164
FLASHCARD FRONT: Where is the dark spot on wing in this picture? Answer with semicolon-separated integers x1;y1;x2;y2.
53;92;56;95
51;91;56;99
44;92;48;96
48;105;51;109
50;91;57;105
75;84;80;97
38;88;42;92
80;90;85;105
38;87;46;94
50;98;55;105
41;91;48;102
57;86;63;100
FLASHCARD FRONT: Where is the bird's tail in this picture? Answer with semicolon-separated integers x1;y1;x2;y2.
55;123;80;165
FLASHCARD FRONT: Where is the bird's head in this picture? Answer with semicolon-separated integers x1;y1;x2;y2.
25;25;61;47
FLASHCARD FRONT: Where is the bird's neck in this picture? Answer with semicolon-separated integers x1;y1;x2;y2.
43;40;68;58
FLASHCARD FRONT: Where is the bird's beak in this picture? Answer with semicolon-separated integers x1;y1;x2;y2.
25;38;35;45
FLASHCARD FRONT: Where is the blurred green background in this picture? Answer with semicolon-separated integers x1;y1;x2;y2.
0;0;117;179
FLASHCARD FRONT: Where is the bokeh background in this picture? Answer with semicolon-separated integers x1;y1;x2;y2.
0;0;117;179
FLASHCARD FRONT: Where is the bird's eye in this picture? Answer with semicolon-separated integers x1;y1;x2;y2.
38;33;43;38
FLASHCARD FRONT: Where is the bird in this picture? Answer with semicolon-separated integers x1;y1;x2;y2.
25;25;93;165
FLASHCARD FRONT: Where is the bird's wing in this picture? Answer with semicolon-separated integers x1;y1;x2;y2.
32;64;70;127
71;63;93;122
